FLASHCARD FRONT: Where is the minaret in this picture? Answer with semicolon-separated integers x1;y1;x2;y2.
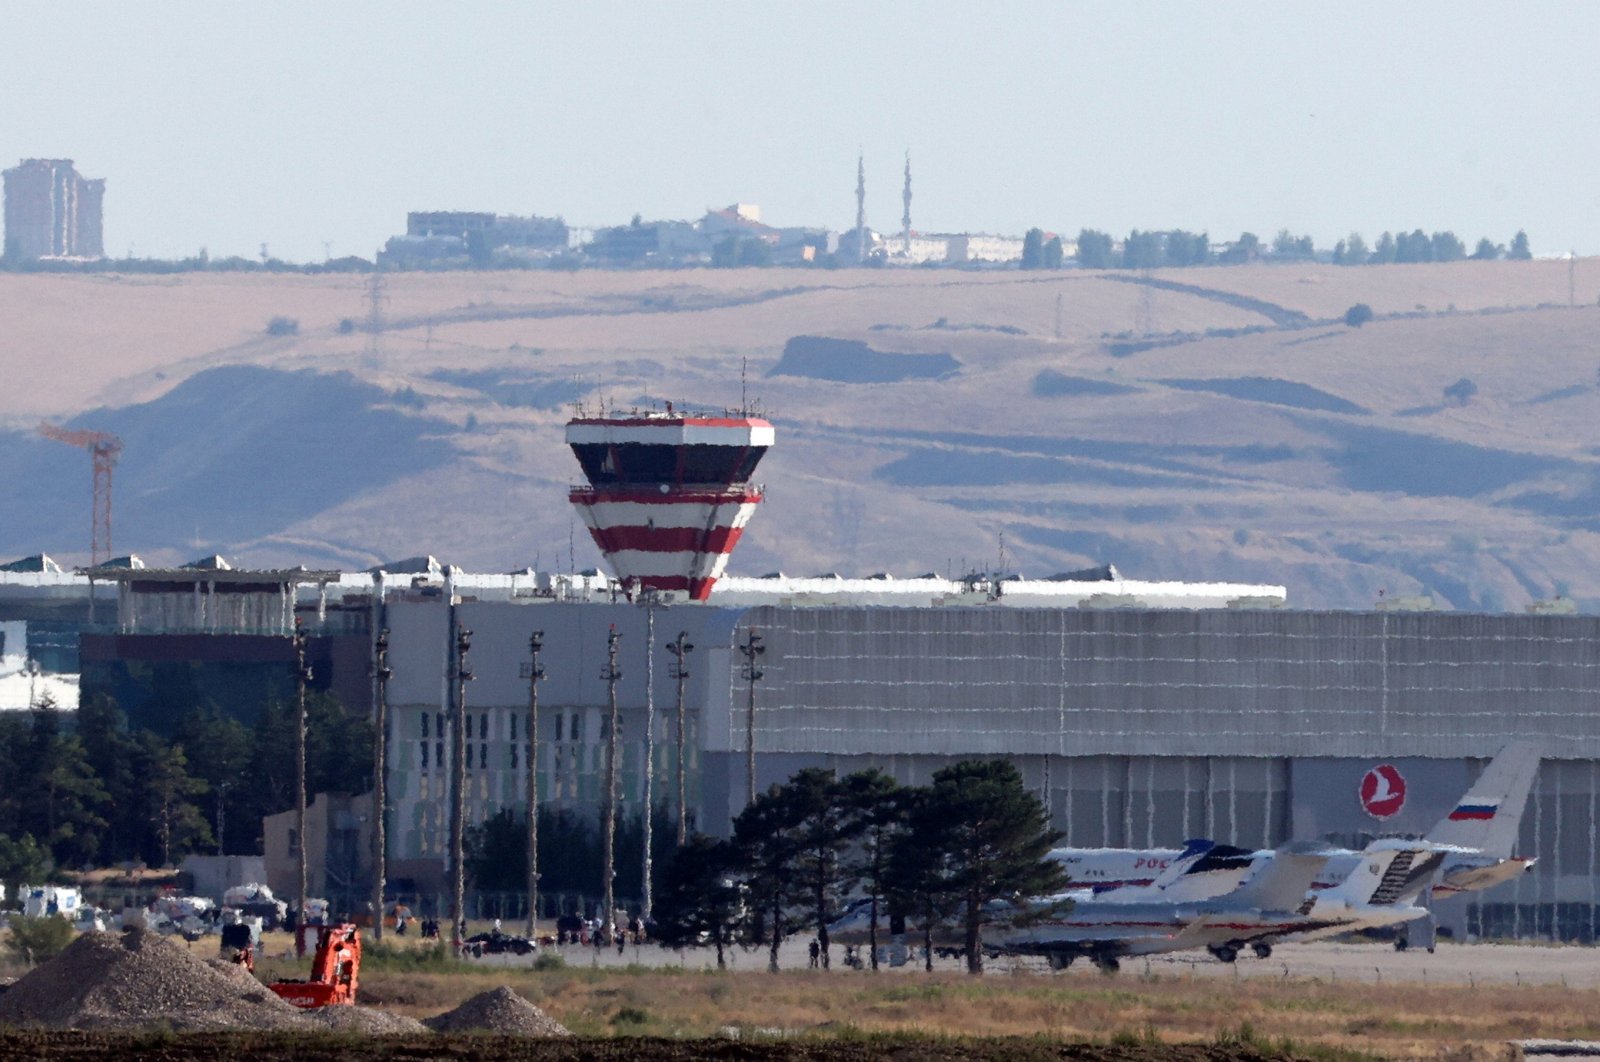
854;152;867;264
901;151;913;257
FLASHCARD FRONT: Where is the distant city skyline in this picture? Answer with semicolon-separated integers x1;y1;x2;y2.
3;1;1596;261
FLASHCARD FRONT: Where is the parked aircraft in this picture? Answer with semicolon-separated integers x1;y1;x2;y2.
1050;743;1540;906
997;837;1441;972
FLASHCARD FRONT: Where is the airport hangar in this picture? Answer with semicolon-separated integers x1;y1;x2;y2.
5;558;1598;940
375;568;1595;942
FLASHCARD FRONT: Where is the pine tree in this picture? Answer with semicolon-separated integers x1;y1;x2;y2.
841;768;908;970
731;782;808;971
919;760;1065;974
652;835;744;968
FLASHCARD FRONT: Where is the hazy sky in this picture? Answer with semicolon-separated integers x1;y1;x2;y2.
5;2;1597;261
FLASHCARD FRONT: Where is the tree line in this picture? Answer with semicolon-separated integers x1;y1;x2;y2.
0;691;371;895
643;760;1065;975
1020;227;1533;270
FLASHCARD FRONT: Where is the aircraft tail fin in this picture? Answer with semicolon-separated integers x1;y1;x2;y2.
1148;839;1215;890
1225;843;1330;911
1321;841;1442;907
1425;743;1541;859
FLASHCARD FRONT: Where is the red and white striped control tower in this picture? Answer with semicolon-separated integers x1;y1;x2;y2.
567;409;773;600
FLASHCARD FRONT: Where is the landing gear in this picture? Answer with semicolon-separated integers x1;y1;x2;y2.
1092;954;1121;974
1046;953;1074;971
1252;942;1273;959
1209;943;1239;964
1393;936;1408;952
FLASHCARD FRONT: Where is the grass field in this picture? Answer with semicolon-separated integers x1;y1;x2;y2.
252;937;1594;1056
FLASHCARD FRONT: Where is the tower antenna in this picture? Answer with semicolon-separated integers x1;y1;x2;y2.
364;272;389;360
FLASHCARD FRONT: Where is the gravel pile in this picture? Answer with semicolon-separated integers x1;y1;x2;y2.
424;986;571;1037
310;1005;429;1035
0;928;313;1031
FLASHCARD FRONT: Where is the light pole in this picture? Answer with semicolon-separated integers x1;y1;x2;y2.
641;594;656;923
738;629;765;807
665;631;694;846
450;622;473;948
371;627;391;941
293;619;312;957
524;630;545;937
599;626;622;938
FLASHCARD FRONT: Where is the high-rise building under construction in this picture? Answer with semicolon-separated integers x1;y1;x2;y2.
3;158;104;260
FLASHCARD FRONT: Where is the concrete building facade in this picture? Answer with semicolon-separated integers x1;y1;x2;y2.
3;158;104;259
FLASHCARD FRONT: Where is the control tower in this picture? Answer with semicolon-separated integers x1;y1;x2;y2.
566;409;773;600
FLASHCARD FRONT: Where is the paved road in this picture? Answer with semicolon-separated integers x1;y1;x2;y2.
471;935;1600;987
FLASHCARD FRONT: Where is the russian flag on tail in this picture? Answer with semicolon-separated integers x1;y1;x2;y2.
1450;802;1499;821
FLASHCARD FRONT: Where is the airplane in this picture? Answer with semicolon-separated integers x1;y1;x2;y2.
995;837;1442;972
825;837;1441;972
1049;743;1540;908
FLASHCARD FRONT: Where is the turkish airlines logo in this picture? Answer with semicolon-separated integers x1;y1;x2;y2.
1360;764;1407;820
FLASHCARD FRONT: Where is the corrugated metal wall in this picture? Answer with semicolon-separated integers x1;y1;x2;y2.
734;608;1600;759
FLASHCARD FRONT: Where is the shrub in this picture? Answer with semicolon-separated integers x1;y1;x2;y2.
1443;377;1478;405
265;316;300;336
4;915;74;965
1344;303;1374;327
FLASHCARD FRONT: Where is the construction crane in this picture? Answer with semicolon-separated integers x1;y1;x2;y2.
38;423;122;566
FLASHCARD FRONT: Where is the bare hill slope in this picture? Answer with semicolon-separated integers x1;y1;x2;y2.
3;261;1598;609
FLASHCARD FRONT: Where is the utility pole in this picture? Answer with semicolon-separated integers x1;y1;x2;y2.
450;622;474;948
599;626;622;937
370;627;392;941
293;619;312;957
524;630;545;937
641;595;656;923
666;631;694;845
738;629;766;807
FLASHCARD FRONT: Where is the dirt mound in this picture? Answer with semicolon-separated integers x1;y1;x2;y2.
0;928;312;1031
309;1005;428;1035
423;986;570;1036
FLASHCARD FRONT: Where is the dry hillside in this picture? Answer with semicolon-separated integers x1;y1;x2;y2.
2;260;1597;609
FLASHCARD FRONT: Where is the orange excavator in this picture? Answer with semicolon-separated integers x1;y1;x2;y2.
266;923;362;1008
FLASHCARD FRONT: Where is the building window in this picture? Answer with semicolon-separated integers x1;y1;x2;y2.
464;714;472;740
420;742;429;770
510;745;518;769
421;712;430;739
466;743;474;770
480;713;488;740
435;712;444;738
555;714;564;741
436;741;443;767
510;713;517;742
571;713;583;742
480;743;487;770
